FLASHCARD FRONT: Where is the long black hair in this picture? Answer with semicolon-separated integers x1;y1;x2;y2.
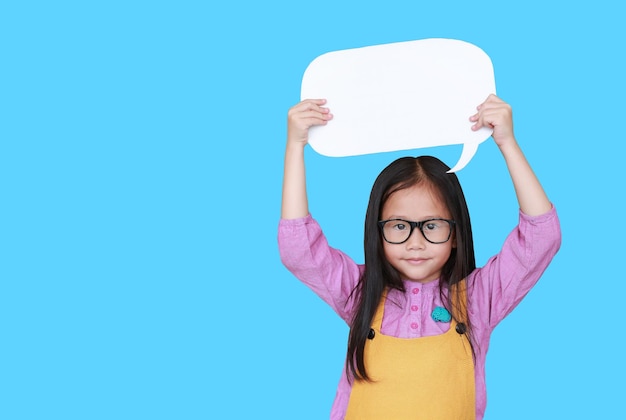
346;156;476;381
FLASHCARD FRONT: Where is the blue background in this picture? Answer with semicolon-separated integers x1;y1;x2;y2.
1;1;624;419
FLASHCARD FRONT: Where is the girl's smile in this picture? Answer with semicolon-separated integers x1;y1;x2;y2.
406;258;427;264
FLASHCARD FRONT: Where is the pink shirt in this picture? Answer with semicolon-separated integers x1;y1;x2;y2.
278;207;561;420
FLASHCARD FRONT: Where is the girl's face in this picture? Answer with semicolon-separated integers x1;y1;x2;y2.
381;184;455;284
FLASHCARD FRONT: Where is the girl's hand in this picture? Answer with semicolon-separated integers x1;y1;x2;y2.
470;94;515;148
287;99;333;146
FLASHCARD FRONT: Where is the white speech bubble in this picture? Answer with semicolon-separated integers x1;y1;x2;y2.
300;38;496;172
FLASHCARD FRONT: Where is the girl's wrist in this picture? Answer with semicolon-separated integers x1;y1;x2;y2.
286;139;307;153
496;137;520;155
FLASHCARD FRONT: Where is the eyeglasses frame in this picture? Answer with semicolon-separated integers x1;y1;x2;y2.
377;218;456;244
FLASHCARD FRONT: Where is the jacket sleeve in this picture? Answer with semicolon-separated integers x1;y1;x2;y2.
278;215;364;323
468;206;562;329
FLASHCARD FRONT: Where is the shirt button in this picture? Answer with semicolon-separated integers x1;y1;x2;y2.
411;305;418;311
411;322;418;329
412;288;419;294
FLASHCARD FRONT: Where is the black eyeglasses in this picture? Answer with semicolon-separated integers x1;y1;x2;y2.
378;218;455;244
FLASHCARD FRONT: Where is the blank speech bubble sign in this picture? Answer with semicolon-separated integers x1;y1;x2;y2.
300;38;496;172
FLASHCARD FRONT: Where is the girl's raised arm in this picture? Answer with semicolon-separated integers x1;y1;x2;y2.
281;99;333;219
470;94;552;216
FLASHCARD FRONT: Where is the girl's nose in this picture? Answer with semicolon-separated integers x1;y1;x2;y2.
405;227;426;250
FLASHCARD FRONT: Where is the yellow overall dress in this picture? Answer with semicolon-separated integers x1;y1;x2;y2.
345;282;475;419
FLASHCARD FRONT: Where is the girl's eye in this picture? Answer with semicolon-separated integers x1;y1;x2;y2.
424;222;440;231
392;222;408;231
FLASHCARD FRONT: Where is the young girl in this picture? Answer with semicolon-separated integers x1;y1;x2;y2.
279;95;561;419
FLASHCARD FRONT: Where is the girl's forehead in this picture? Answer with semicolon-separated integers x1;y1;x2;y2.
383;184;450;218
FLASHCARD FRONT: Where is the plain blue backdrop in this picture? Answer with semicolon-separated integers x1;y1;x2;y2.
1;1;624;419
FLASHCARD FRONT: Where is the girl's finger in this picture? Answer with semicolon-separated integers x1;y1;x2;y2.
292;111;333;129
476;94;503;110
290;101;329;117
302;98;326;104
298;98;327;111
297;109;332;120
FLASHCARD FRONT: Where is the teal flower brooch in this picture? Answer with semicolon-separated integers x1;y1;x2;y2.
431;306;451;322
